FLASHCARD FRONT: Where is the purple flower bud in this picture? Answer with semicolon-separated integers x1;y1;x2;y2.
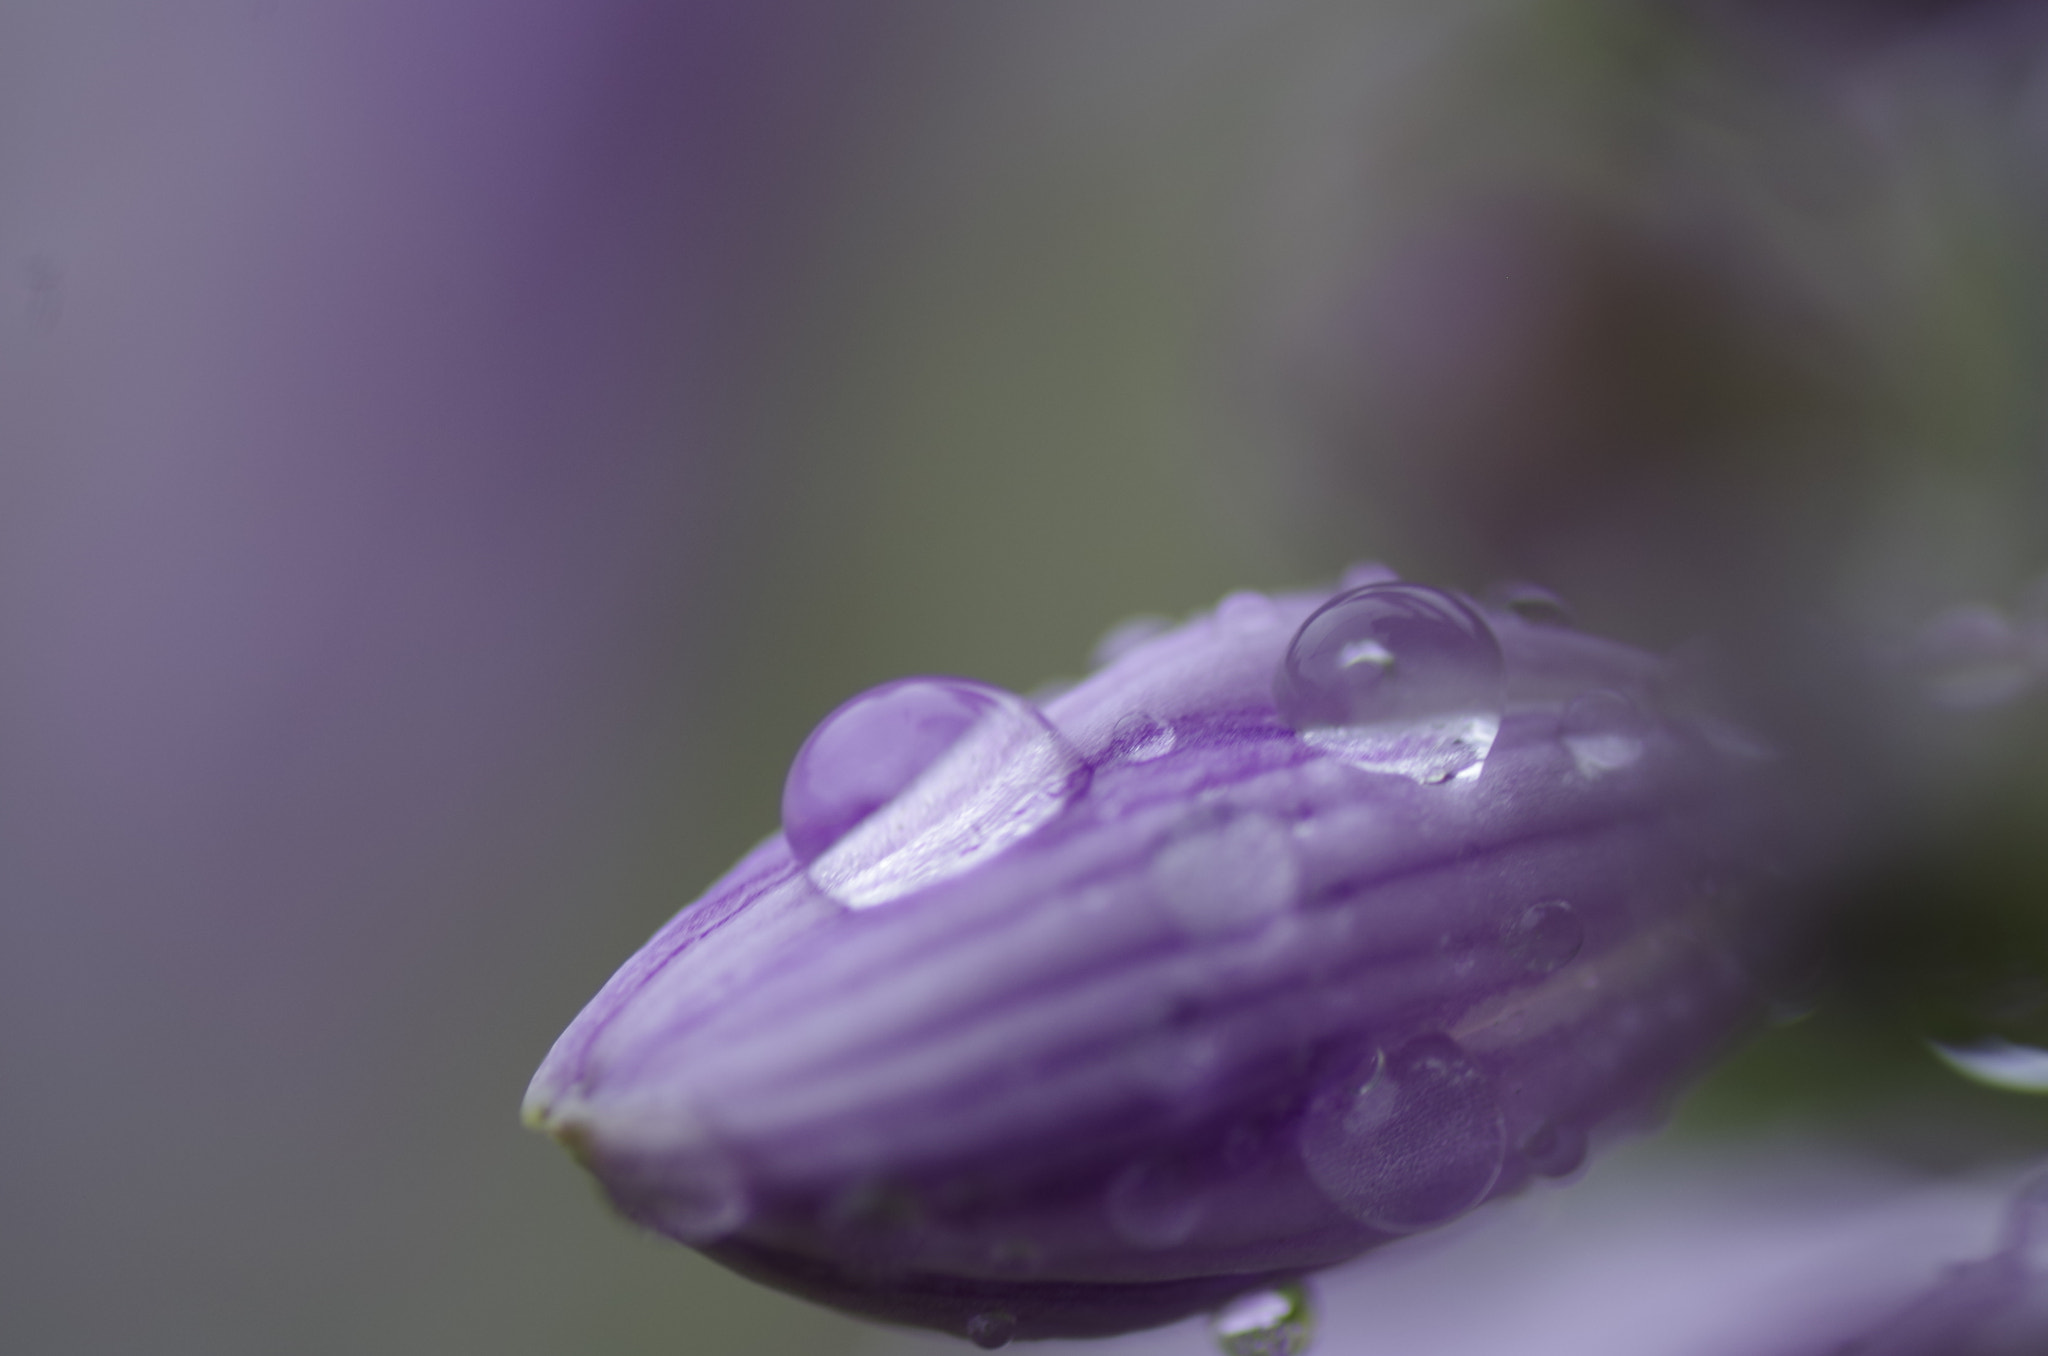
525;574;1812;1344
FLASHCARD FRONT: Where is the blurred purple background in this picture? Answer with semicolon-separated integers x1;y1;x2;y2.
0;3;877;1351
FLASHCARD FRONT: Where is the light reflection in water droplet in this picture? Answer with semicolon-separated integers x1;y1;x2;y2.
1275;584;1505;785
780;678;1084;908
1212;1282;1315;1356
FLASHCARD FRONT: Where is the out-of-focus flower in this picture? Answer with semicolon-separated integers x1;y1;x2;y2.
863;1142;2048;1356
527;571;1820;1344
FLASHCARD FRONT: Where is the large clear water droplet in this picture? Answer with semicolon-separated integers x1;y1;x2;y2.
1299;1034;1505;1232
1275;584;1504;784
965;1311;1018;1349
1927;1037;2048;1093
1150;813;1300;937
1212;1283;1315;1356
1561;688;1651;777
781;678;1084;909
1104;1158;1206;1248
1503;900;1584;975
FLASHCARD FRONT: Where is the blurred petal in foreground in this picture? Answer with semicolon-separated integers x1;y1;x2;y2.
860;1142;2048;1356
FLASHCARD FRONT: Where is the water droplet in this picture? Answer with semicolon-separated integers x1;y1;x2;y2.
1105;1158;1206;1248
1503;900;1583;974
1109;711;1178;763
1151;813;1300;937
604;1143;750;1245
1299;1034;1505;1232
1928;1037;2048;1093
1560;688;1650;777
1489;580;1574;627
1913;603;2040;710
1517;1120;1587;1178
782;678;1085;908
966;1310;1018;1349
1212;1283;1315;1356
1275;584;1504;785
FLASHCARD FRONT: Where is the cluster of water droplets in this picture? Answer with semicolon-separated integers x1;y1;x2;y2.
1274;583;1505;784
1210;1283;1315;1356
780;677;1085;908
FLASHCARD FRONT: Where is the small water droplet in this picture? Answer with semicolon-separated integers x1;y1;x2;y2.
1276;584;1505;785
1517;1120;1587;1178
602;1142;750;1245
1110;711;1178;763
1105;1158;1206;1248
1299;1034;1505;1232
1928;1037;2048;1093
1913;603;2040;710
1503;900;1583;974
782;678;1085;908
1151;813;1300;937
1212;1283;1315;1356
966;1310;1018;1349
1489;580;1574;627
1561;688;1651;777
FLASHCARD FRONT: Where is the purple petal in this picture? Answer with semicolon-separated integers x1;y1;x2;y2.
526;576;1820;1342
